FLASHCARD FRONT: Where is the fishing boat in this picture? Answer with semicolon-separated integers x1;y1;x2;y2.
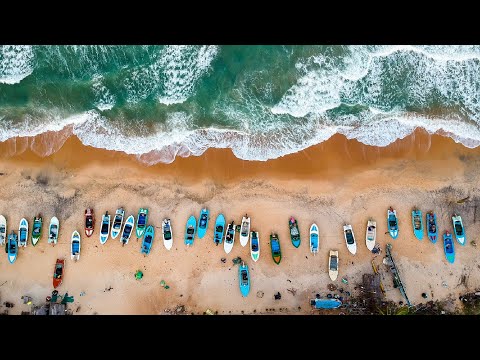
365;220;376;251
7;231;18;264
18;218;28;247
53;258;65;288
162;218;173;250
426;211;438;244
197;208;209;239
141;225;155;255
387;207;399;239
214;214;225;246
71;230;81;261
239;262;250;297
328;250;339;281
240;215;251;247
443;230;455;264
289;217;301;248
0;215;6;246
120;215;135;246
452;214;466;246
224;221;235;254
136;208;149;238
270;233;282;265
343;224;357;255
31;215;42;246
412;209;424;240
99;211;111;245
310;223;319;255
84;208;95;237
110;207;125;239
184;215;196;246
310;297;342;309
48;217;59;245
250;231;260;262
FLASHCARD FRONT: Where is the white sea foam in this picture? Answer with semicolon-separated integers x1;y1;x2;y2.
0;45;35;84
92;75;116;111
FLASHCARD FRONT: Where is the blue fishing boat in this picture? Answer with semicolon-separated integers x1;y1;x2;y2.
213;213;225;246
310;298;342;309
7;231;18;264
411;209;423;240
239;262;250;297
197;208;209;239
387;207;399;239
270;233;282;264
141;225;155;255
443;231;455;264
289;217;301;248
452;214;466;246
184;215;196;246
310;223;319;255
426;211;438;244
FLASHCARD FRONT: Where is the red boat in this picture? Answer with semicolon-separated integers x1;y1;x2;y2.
85;208;95;237
53;258;65;288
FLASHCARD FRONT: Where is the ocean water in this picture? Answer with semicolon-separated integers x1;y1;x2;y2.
1;45;480;163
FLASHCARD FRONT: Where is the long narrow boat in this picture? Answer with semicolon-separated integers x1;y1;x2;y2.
311;298;342;309
120;215;135;246
387;207;399;239
443;230;455;264
136;208;149;238
224;221;235;254
365;220;376;251
452;214;466;246
270;233;282;265
412;208;424;240
289;217;301;248
84;208;95;237
7;231;18;264
71;230;81;261
53;258;65;288
343;224;357;255
239;215;250;247
48;217;59;245
197;208;209;239
31;215;42;246
0;215;6;246
18;218;28;247
162;218;173;250
214;214;225;246
99;211;111;245
426;211;438;244
141;225;155;255
250;231;260;262
110;207;125;239
239;262;250;297
184;216;196;247
310;223;319;255
328;250;339;281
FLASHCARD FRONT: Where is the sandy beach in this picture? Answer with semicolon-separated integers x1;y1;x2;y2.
1;128;480;315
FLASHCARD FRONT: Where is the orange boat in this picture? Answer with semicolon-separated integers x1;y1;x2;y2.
85;208;95;237
53;258;65;288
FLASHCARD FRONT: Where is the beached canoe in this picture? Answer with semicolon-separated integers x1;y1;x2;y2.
197;208;209;239
289;217;301;248
100;211;111;245
84;208;95;237
136;208;149;238
162;218;173;250
329;250;339;281
48;217;59;245
214;214;225;246
53;258;65;288
141;225;155;255
426;211;438;244
343;224;357;255
111;207;125;240
250;231;260;262
7;231;18;264
240;215;251;247
184;215;196;247
412;209;424;240
270;233;282;265
0;215;6;246
310;223;319;255
224;221;235;254
311;298;342;309
31;215;42;246
120;215;135;246
452;214;466;246
18;218;28;247
443;231;455;264
71;230;81;261
239;261;250;297
365;220;376;251
387;207;399;239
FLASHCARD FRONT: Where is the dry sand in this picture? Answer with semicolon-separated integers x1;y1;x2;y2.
1;128;480;315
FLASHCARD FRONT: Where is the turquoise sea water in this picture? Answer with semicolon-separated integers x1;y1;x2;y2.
1;45;480;163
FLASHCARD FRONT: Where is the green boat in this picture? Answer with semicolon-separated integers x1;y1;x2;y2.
136;208;149;238
270;233;282;265
289;216;301;248
31;215;43;246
